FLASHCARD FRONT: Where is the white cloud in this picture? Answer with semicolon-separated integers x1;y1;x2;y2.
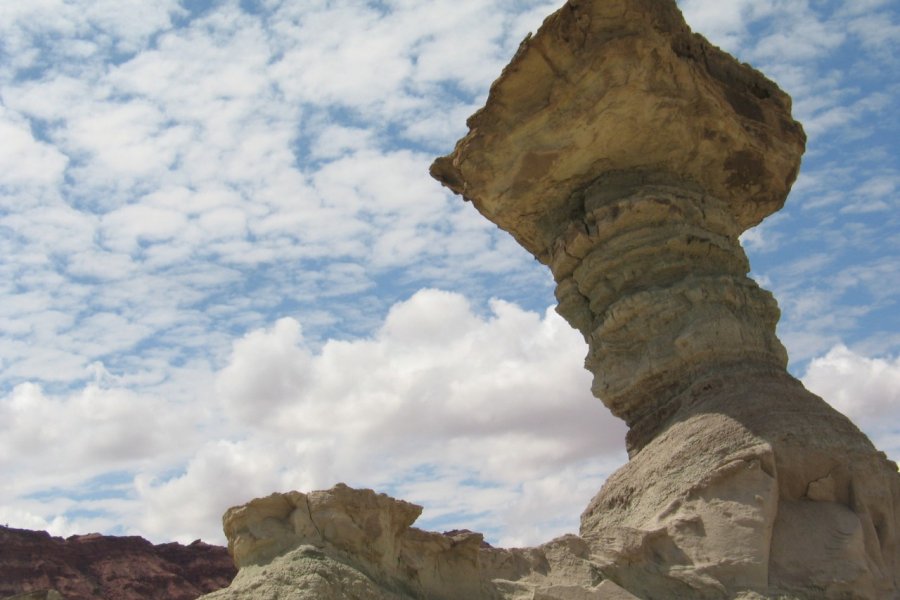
803;345;900;460
802;91;891;138
0;0;182;79
0;382;197;494
266;0;543;117
752;16;846;62
2;291;625;546
215;317;312;423
0;106;68;190
740;212;789;254
837;0;892;17
677;0;767;54
310;124;375;160
839;2;899;58
214;289;623;461
270;7;413;110
132;439;292;543
100;203;190;254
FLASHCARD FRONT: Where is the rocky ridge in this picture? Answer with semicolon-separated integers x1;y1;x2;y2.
200;0;900;598
199;483;637;600
0;525;235;600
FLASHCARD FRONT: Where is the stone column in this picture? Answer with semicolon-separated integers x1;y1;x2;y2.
432;1;899;598
549;173;788;456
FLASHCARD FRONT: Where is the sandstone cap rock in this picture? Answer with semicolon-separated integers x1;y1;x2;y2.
431;0;806;262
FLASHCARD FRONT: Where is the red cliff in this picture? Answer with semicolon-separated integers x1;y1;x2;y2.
0;525;235;600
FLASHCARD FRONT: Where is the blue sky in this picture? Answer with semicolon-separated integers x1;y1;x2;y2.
0;0;897;547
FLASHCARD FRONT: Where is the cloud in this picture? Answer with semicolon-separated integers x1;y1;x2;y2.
214;317;312;423
0;0;183;89
267;0;551;119
34;291;626;546
752;15;846;63
801;91;891;139
132;439;291;543
841;3;900;59
677;0;775;54
0;382;197;494
216;287;623;474
769;252;900;363
676;0;897;152
803;345;900;460
1;0;556;398
0;106;68;191
29;290;893;549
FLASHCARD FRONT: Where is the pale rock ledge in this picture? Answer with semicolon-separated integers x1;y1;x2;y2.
198;483;638;600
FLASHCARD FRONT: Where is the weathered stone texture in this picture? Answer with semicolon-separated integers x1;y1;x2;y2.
430;0;805;262
432;0;900;598
198;484;636;600
0;524;235;600
201;0;899;599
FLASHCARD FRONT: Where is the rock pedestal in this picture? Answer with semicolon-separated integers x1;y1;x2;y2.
432;0;900;598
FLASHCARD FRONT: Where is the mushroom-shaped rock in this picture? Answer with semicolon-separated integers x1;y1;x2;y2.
431;0;805;262
432;1;900;598
434;0;805;451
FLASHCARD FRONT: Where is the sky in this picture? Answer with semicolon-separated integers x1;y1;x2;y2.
0;0;897;548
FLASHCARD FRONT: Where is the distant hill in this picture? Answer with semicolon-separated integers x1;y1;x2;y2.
0;525;235;600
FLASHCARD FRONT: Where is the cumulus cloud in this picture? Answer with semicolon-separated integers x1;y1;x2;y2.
0;382;197;495
803;345;900;441
186;289;623;545
20;291;623;546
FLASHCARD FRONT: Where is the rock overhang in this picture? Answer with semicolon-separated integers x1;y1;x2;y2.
430;0;806;263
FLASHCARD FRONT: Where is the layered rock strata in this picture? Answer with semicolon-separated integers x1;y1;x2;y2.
431;0;900;598
0;525;235;600
199;483;637;600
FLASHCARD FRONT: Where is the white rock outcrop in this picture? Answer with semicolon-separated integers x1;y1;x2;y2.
198;484;637;600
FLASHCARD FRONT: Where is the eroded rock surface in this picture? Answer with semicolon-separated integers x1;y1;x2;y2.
198;484;636;600
200;1;898;599
0;525;236;600
432;0;900;598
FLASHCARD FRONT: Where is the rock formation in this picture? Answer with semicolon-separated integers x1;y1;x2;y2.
431;0;900;598
200;1;900;599
0;525;235;600
199;483;638;600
